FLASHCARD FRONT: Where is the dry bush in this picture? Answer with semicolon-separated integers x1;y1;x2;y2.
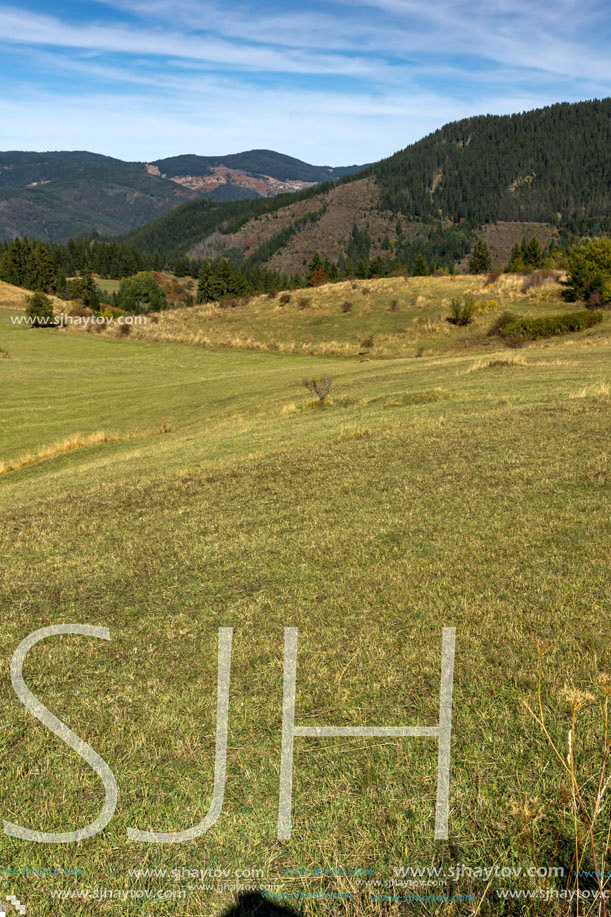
301;377;333;402
341;300;353;313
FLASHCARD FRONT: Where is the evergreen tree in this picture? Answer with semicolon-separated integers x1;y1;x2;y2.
53;267;68;298
507;242;523;272
197;262;213;303
412;253;429;276
0;248;19;285
468;239;492;273
369;256;387;277
81;269;101;311
523;236;543;268
306;253;323;285
26;291;55;328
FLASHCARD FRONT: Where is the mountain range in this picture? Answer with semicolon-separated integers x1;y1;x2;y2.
0;150;366;243
125;99;611;272
2;99;610;272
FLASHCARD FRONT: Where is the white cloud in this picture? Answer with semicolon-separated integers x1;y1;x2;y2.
0;78;584;163
0;0;609;160
0;5;391;77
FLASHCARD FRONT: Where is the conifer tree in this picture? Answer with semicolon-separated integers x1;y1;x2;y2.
26;291;55;328
412;253;429;276
468;239;492;273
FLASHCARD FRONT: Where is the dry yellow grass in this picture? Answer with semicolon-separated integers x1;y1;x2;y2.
0;430;121;475
101;320;386;357
569;381;610;402
465;355;527;373
0;279;64;312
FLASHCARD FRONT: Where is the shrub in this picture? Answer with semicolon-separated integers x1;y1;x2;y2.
301;377;332;402
341;300;353;312
26;291;55;328
488;311;521;336
0;348;9;358
360;334;375;351
500;310;603;341
297;296;309;309
361;286;370;295
118;322;132;337
115;272;167;314
390;298;399;312
564;237;611;305
447;296;476;326
308;267;327;287
279;293;291;305
68;305;93;318
521;270;549;292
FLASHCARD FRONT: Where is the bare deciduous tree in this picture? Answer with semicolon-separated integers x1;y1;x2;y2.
301;378;332;402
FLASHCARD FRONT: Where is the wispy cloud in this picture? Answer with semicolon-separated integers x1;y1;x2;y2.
0;0;609;160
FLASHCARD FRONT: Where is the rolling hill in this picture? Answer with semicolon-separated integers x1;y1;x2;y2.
148;149;367;197
0;151;198;242
125;98;611;273
0;150;366;243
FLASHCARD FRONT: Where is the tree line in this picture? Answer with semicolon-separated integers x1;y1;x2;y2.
0;236;292;301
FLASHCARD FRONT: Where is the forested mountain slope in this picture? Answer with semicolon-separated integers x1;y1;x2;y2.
125;99;611;272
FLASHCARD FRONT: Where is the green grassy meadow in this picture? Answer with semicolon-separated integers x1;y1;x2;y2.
0;281;610;916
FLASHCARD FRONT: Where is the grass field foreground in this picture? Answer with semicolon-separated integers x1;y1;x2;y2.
0;277;610;916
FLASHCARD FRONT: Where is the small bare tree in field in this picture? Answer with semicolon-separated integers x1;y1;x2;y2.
301;377;332;402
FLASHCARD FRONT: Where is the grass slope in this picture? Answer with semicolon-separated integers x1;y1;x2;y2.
91;273;611;359
0;281;610;916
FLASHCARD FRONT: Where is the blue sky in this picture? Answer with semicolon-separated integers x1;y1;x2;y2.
0;0;609;164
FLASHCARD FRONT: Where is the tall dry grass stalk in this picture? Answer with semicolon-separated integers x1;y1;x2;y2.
523;645;611;916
